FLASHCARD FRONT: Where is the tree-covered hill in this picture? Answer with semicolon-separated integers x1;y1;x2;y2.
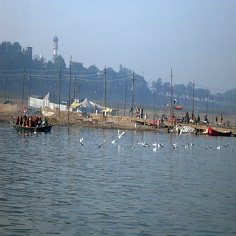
0;41;235;116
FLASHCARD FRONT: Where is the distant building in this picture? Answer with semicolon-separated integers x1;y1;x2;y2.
23;47;33;60
53;36;58;61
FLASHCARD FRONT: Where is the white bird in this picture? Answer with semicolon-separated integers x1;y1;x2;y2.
118;130;126;139
172;143;178;149
80;138;84;146
111;140;116;144
142;142;149;147
153;147;157;152
153;142;157;146
173;98;178;104
217;146;220;150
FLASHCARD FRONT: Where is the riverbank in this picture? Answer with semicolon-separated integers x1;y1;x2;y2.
1;103;236;135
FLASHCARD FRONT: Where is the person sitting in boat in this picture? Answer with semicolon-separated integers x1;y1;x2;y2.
26;117;30;127
37;117;42;127
20;116;23;126
44;117;48;127
15;116;19;125
29;116;32;127
23;115;27;126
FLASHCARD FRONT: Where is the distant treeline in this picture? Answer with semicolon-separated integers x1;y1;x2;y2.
0;41;235;115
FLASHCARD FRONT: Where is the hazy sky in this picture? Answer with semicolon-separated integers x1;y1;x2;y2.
1;0;236;92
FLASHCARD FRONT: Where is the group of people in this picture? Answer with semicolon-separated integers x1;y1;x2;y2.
184;111;207;125
184;111;224;126
15;115;48;127
215;114;223;125
185;111;197;124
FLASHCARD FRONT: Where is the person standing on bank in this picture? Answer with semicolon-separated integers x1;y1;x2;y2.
220;114;223;124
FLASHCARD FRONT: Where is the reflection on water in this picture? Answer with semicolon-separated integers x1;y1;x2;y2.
0;123;236;235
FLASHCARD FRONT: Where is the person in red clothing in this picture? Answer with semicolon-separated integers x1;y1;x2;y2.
15;116;19;125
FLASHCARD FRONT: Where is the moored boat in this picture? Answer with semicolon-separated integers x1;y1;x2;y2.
208;126;232;137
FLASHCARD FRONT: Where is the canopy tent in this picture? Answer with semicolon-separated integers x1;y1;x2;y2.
71;98;95;113
70;98;117;115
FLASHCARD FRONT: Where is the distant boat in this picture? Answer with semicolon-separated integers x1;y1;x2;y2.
208;126;231;137
10;121;52;133
174;105;183;110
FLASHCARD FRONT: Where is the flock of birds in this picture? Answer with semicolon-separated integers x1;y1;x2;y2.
79;129;234;153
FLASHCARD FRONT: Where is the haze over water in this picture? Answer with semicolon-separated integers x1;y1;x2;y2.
0;123;236;235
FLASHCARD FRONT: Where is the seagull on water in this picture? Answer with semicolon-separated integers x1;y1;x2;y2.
142;142;149;147
80;138;84;146
118;130;126;139
217;146;220;150
172;143;178;149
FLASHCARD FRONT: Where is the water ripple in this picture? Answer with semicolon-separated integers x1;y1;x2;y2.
0;124;236;235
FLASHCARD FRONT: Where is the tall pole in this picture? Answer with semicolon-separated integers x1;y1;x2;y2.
154;90;156;117
68;56;72;127
131;71;135;117
169;68;173;116
104;66;107;110
74;73;76;101
206;91;209;115
124;79;127;116
58;68;62;121
28;74;31;106
192;80;195;118
4;76;7;102
22;69;25;113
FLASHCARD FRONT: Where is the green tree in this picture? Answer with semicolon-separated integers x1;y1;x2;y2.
54;55;66;70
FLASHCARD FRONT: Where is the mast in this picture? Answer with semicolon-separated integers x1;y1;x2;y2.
22;69;25;113
28;74;31;106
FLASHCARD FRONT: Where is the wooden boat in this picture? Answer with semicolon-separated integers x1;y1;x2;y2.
174;105;183;110
208;126;232;137
10;121;52;133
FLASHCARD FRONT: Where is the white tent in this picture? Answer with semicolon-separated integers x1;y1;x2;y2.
71;98;94;113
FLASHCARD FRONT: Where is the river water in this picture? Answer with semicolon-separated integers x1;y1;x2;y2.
0;123;236;235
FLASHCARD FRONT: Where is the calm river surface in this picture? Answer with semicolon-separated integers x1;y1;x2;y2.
0;123;236;235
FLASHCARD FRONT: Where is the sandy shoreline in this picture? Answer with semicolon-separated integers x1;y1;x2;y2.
1;103;236;135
